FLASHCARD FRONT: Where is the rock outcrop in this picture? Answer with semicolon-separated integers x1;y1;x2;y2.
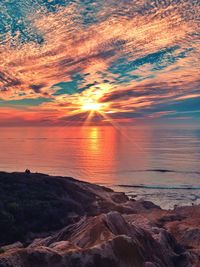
0;172;200;267
0;211;191;267
0;171;129;246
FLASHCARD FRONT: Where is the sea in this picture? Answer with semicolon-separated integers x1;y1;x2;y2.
0;125;200;209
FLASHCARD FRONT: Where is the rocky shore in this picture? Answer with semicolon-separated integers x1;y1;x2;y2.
0;172;199;267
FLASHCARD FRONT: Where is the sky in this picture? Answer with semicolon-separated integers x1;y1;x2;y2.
0;0;199;126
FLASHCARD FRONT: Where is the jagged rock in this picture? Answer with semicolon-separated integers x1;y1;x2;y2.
180;228;200;248
0;172;200;267
0;242;23;253
0;212;188;267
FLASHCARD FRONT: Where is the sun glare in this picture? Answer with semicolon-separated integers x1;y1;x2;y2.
66;84;117;126
81;102;103;112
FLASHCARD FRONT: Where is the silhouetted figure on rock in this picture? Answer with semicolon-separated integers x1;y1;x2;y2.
25;169;31;174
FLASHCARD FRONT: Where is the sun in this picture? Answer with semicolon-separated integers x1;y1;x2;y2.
81;101;103;112
59;83;117;126
79;99;107;125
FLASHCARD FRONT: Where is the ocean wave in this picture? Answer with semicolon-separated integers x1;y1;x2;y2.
116;169;200;175
117;184;200;190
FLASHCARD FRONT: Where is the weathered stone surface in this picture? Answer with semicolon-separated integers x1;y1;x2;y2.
0;172;200;267
0;211;195;267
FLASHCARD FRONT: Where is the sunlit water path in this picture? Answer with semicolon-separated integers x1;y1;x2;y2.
0;125;200;209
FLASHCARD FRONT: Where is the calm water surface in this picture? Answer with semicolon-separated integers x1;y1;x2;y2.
0;125;200;209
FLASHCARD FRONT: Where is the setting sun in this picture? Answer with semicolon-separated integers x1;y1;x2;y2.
81;101;103;112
